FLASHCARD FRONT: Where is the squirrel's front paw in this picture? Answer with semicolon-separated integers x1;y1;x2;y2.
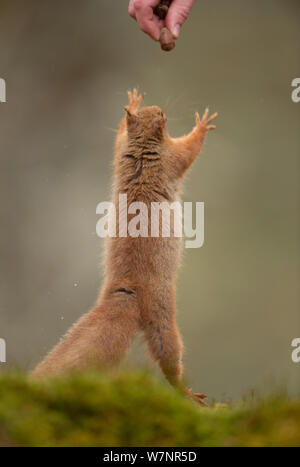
196;108;218;132
127;88;144;113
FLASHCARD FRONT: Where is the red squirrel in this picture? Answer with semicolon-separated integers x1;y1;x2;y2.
32;90;218;404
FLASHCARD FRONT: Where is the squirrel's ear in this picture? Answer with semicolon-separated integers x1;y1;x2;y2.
124;106;137;127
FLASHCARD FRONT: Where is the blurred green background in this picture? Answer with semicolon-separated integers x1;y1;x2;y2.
0;0;299;400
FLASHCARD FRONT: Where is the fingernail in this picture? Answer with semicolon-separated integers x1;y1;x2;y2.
172;24;181;39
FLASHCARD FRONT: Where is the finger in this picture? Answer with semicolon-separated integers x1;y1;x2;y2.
136;93;144;106
202;108;209;121
198;399;208;407
207;112;218;123
207;125;216;130
134;0;162;41
195;395;208;406
128;0;136;19
165;0;196;38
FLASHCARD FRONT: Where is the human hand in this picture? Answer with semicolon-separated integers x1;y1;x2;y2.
128;0;195;41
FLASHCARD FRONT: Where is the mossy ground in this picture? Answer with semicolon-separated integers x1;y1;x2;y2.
0;371;299;447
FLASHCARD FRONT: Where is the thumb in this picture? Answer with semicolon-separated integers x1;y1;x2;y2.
165;0;195;39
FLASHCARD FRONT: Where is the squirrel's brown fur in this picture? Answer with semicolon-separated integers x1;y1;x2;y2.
32;90;217;404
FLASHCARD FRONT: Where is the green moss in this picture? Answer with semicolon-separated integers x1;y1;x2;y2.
0;371;299;446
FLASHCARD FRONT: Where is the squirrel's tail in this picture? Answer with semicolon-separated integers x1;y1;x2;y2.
31;292;139;379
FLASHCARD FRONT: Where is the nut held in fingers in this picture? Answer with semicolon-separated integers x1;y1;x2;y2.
160;27;175;51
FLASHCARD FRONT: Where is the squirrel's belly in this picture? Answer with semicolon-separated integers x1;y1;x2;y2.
107;235;183;283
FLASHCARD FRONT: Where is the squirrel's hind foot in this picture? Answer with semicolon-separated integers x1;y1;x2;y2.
185;388;208;406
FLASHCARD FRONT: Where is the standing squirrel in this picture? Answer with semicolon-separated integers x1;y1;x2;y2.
32;90;217;404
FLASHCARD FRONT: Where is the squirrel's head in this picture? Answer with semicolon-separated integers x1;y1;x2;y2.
125;106;167;142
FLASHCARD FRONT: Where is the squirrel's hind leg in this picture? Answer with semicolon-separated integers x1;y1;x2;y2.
143;305;207;406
